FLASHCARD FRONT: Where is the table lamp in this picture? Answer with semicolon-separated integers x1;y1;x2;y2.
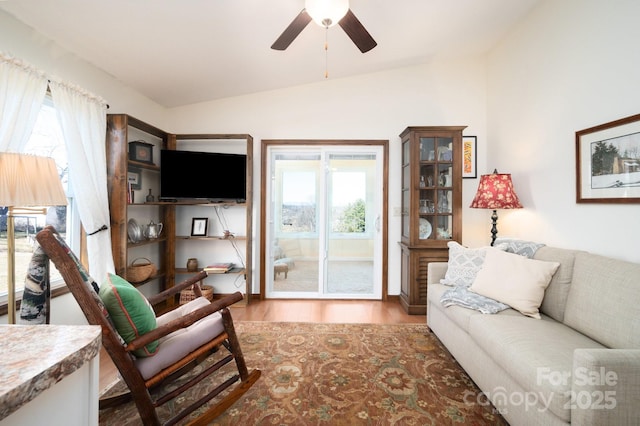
0;152;67;324
470;169;522;246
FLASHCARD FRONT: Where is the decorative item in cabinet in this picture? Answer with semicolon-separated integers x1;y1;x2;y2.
128;168;142;190
191;217;208;236
143;220;163;239
179;284;213;305
128;140;154;164
126;257;156;283
398;125;466;314
187;258;198;272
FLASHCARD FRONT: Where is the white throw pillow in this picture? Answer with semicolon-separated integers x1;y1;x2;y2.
469;249;560;319
440;241;506;288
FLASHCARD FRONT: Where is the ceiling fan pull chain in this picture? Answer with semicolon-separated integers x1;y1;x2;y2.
324;27;329;78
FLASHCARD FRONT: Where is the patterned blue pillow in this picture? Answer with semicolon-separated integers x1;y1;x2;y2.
440;241;507;287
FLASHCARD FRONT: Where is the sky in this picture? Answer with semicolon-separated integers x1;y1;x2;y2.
282;171;365;206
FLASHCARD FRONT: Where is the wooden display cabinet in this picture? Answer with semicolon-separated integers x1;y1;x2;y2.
398;126;466;314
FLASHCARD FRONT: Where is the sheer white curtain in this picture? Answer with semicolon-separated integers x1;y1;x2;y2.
49;79;115;283
0;52;48;152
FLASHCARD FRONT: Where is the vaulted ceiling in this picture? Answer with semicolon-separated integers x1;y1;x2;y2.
1;0;540;108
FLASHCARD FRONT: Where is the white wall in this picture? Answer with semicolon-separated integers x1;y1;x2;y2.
166;59;490;296
0;10;167;127
486;0;640;263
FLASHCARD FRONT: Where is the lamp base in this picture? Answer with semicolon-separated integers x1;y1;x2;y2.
490;209;498;247
7;209;16;324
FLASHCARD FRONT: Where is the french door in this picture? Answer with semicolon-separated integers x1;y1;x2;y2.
265;144;384;299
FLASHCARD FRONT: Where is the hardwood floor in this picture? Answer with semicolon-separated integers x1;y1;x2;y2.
228;298;426;324
99;298;425;393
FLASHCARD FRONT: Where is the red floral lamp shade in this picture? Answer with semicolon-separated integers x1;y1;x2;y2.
470;171;522;246
470;172;523;209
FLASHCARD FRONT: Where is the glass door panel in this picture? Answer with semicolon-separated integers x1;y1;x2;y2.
271;153;321;295
267;146;382;299
326;154;379;296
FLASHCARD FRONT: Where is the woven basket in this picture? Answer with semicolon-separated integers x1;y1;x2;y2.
126;257;155;283
180;284;214;305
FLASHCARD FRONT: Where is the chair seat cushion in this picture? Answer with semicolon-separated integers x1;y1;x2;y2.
99;274;159;357
135;297;225;380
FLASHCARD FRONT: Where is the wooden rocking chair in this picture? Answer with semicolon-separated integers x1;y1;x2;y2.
35;226;260;426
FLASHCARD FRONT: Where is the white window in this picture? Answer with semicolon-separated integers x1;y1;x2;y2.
0;98;80;303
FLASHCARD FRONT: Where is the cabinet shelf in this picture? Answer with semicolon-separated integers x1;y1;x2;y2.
175;267;246;275
151;201;247;206
129;271;166;288
127;201;247;206
175;235;247;241
127;236;167;248
128;160;160;171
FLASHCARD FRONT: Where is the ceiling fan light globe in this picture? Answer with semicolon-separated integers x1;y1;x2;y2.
305;0;349;28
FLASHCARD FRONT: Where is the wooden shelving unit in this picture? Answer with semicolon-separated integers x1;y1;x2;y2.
106;114;253;309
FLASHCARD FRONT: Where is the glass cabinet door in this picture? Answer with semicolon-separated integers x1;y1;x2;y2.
401;140;410;239
418;136;453;241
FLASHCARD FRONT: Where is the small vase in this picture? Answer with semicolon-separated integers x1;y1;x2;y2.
146;188;154;202
187;258;198;272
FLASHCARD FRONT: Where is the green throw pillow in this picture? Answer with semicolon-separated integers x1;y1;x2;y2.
99;273;159;357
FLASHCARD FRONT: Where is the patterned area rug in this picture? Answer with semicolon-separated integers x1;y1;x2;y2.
99;322;507;425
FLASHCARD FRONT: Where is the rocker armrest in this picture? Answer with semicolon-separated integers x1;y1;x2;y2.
126;291;243;352
572;348;640;425
146;271;208;305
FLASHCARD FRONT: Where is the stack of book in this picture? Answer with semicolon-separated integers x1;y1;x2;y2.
204;263;233;274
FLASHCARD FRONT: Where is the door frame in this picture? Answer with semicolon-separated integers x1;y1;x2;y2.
260;139;389;300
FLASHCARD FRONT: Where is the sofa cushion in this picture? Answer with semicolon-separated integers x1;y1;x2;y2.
469;314;606;422
563;252;640;349
430;283;480;332
469;249;560;319
430;282;523;331
135;296;224;380
440;241;502;287
533;246;580;322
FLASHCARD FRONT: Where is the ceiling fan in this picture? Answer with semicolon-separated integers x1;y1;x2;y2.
271;0;377;53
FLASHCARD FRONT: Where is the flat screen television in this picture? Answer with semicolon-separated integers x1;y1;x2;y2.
160;149;247;202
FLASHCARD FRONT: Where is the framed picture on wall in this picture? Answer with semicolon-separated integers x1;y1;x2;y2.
576;113;640;203
191;217;209;236
462;136;477;179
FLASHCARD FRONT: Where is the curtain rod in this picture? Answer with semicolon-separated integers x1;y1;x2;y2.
46;80;110;109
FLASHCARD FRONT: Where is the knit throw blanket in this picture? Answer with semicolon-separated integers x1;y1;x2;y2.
439;238;545;314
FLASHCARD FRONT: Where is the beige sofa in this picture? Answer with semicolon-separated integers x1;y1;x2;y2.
427;243;640;425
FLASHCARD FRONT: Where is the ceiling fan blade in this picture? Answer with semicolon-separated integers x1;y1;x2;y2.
338;9;377;53
271;9;312;50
